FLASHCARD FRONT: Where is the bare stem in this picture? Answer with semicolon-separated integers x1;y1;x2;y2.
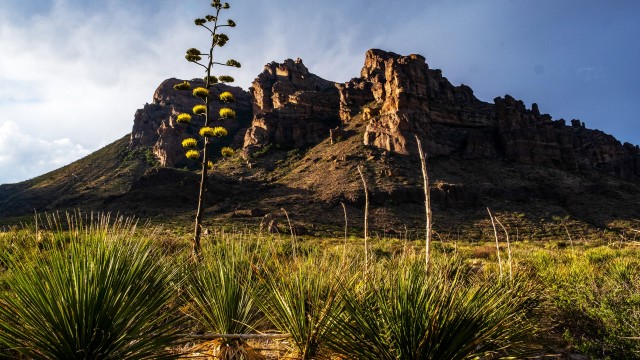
415;136;432;274
281;207;297;262
495;216;512;281
487;207;503;279
357;165;369;277
340;202;348;267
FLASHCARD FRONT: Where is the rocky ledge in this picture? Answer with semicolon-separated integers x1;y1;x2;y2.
132;49;639;180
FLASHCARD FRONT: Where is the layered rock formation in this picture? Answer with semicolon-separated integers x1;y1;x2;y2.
243;58;341;150
336;49;640;179
135;50;639;180
130;78;251;167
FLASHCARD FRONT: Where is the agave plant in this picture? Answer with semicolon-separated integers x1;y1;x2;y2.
327;259;539;360
253;255;347;359
184;240;263;359
0;231;182;359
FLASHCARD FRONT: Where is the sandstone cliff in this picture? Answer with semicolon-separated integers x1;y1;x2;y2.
336;49;640;179
134;50;638;181
130;78;251;168
243;58;341;150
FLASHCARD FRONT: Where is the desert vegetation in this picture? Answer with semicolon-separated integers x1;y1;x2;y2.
173;0;241;257
0;213;638;359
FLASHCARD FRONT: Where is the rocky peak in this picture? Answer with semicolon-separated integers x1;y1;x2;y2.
334;49;639;179
251;58;336;114
130;78;251;168
133;49;638;181
244;58;341;150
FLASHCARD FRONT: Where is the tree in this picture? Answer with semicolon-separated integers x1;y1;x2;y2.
173;0;240;258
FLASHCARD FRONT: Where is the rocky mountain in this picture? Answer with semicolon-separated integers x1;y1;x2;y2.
131;78;252;168
239;49;639;180
1;49;638;239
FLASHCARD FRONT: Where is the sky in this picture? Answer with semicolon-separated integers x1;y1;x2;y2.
0;0;639;185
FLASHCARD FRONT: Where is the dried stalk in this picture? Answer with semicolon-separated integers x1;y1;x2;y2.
340;202;348;267
281;208;297;261
357;165;369;276
494;216;512;281
415;136;432;273
184;333;292;340
487;207;503;278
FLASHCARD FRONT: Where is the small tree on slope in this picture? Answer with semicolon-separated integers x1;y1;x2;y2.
173;0;240;258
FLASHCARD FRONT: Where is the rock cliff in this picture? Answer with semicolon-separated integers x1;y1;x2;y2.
335;49;639;179
133;50;639;181
243;58;341;151
130;78;251;167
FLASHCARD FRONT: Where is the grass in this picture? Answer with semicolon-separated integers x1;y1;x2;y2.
184;239;263;358
328;256;539;359
1;213;639;359
0;214;181;359
253;253;348;359
522;244;640;359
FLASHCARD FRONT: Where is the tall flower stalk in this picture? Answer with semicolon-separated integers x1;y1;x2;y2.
174;0;240;258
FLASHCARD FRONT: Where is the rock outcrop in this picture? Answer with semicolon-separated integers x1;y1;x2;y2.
243;58;341;150
336;49;640;179
130;78;251;167
134;50;639;181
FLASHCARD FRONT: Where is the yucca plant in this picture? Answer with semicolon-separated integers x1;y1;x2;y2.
0;232;182;359
327;259;539;359
184;240;262;359
253;255;347;359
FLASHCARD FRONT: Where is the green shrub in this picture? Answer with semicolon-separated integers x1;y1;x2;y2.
327;259;539;359
0;232;181;359
184;240;262;358
253;255;348;359
529;246;640;359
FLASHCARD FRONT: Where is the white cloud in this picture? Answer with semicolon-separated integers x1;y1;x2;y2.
0;121;90;184
0;0;638;186
0;0;198;184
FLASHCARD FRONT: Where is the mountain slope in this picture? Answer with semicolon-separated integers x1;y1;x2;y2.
1;49;638;239
0;135;149;220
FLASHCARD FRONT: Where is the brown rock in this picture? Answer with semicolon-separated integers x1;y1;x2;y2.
244;58;341;150
130;78;251;168
337;49;639;179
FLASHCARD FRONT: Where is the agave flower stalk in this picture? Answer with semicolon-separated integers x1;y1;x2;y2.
173;0;241;258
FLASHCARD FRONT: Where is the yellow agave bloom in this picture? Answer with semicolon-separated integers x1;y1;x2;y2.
219;108;236;119
207;160;214;170
173;81;190;90
199;127;215;137
193;104;207;115
211;126;228;137
221;147;234;157
181;138;197;148
176;113;192;124
193;87;209;98
219;91;235;102
185;150;199;159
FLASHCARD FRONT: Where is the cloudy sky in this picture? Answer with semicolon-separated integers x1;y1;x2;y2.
1;0;638;184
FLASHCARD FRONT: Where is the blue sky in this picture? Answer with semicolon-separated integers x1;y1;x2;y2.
0;0;638;184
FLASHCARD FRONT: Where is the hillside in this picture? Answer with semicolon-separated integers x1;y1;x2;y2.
1;49;638;238
0;135;150;223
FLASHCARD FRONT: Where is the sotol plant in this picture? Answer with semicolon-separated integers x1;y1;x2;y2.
174;0;241;257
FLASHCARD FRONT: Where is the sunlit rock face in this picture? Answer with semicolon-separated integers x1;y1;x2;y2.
130;78;251;167
336;49;640;179
243;58;341;150
133;50;639;180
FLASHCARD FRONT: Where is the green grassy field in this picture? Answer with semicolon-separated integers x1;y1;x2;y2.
0;213;639;359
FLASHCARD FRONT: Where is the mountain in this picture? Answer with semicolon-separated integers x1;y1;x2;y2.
1;49;638;239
